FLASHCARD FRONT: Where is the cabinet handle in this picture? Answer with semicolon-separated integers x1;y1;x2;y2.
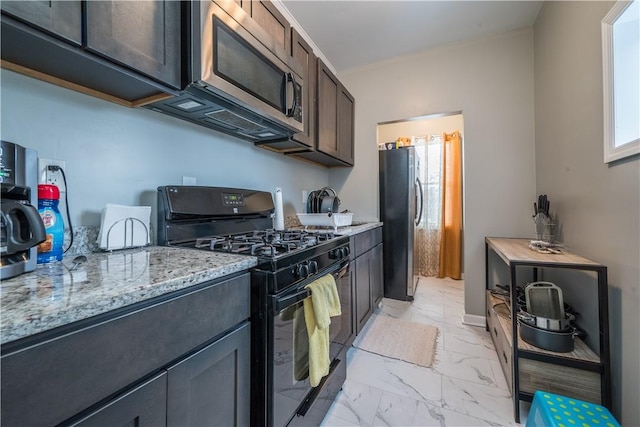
502;351;508;364
493;327;498;337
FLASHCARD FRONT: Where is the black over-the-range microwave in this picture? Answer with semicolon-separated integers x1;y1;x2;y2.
146;1;307;152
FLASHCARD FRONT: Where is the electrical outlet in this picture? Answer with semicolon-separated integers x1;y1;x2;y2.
38;158;66;192
182;176;197;185
302;190;308;204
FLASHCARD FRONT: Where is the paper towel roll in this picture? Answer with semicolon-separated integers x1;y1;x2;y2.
274;188;285;230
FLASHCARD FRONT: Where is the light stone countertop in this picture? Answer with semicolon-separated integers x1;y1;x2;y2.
336;222;383;236
0;246;257;345
295;221;383;236
0;224;382;346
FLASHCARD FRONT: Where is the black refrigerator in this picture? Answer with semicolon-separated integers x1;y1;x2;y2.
379;147;423;301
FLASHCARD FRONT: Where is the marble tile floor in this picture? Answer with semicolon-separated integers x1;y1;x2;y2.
320;276;529;427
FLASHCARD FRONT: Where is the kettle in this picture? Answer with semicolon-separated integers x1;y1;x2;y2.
1;200;46;255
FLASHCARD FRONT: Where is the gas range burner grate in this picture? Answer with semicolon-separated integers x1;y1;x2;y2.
194;229;338;257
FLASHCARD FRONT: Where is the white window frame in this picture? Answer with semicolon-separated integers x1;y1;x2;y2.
602;0;640;163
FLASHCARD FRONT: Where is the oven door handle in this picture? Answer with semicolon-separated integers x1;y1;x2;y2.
274;288;311;312
273;261;346;312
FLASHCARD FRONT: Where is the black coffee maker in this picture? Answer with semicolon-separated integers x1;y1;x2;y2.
1;140;46;280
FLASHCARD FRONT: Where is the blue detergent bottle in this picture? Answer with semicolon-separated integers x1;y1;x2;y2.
37;184;64;263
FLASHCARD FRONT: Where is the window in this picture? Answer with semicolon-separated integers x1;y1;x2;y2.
602;0;640;163
415;136;442;229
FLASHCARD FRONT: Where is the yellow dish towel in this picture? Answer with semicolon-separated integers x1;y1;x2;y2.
292;303;309;381
303;274;342;387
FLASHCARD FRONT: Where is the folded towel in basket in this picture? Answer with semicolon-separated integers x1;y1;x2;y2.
303;274;342;387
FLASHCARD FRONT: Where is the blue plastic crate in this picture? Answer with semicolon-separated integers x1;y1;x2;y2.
526;391;619;427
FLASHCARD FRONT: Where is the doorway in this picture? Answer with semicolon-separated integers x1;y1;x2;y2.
377;111;464;279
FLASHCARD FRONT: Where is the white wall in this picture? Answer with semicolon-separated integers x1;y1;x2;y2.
330;29;537;320
534;1;638;423
0;69;329;236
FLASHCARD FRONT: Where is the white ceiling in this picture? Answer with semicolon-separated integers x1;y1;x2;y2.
281;1;544;72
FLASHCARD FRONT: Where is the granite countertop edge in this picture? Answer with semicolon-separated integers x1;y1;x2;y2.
1;246;258;346
336;222;383;235
292;221;383;235
1;223;383;345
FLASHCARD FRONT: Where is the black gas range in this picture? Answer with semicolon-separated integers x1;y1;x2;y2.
157;186;352;427
191;229;349;293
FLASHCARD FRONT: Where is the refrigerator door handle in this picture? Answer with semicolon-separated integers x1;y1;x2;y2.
415;177;424;226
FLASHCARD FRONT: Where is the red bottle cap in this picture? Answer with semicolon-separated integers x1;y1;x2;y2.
38;184;60;200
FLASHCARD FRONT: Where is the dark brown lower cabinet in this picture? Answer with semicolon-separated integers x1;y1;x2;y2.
371;244;384;308
1;273;251;427
355;250;373;335
70;373;168;427
353;227;384;335
167;323;251;427
70;323;250;427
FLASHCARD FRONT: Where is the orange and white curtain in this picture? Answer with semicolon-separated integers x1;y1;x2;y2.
414;131;463;279
439;131;462;279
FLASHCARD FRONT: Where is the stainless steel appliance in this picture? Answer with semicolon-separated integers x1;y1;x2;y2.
0;140;46;279
379;147;423;301
157;186;352;427
146;2;307;152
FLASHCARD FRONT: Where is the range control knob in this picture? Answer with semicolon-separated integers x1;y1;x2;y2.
329;246;350;260
308;260;318;274
295;263;310;279
340;247;350;259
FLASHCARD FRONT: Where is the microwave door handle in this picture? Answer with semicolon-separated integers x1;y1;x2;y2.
285;72;298;118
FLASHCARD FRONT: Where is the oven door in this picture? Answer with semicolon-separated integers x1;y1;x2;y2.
271;261;351;427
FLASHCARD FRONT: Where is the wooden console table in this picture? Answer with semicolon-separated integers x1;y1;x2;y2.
484;237;611;422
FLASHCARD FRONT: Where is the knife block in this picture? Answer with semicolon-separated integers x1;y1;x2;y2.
533;213;555;242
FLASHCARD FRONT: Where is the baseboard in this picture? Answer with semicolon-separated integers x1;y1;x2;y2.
462;313;485;328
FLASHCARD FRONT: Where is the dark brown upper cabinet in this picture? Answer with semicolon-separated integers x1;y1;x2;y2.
233;0;252;15
249;1;291;55
291;58;354;167
85;1;182;90
290;28;316;149
337;84;355;165
318;59;340;159
215;0;291;66
0;0;81;45
1;0;183;106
